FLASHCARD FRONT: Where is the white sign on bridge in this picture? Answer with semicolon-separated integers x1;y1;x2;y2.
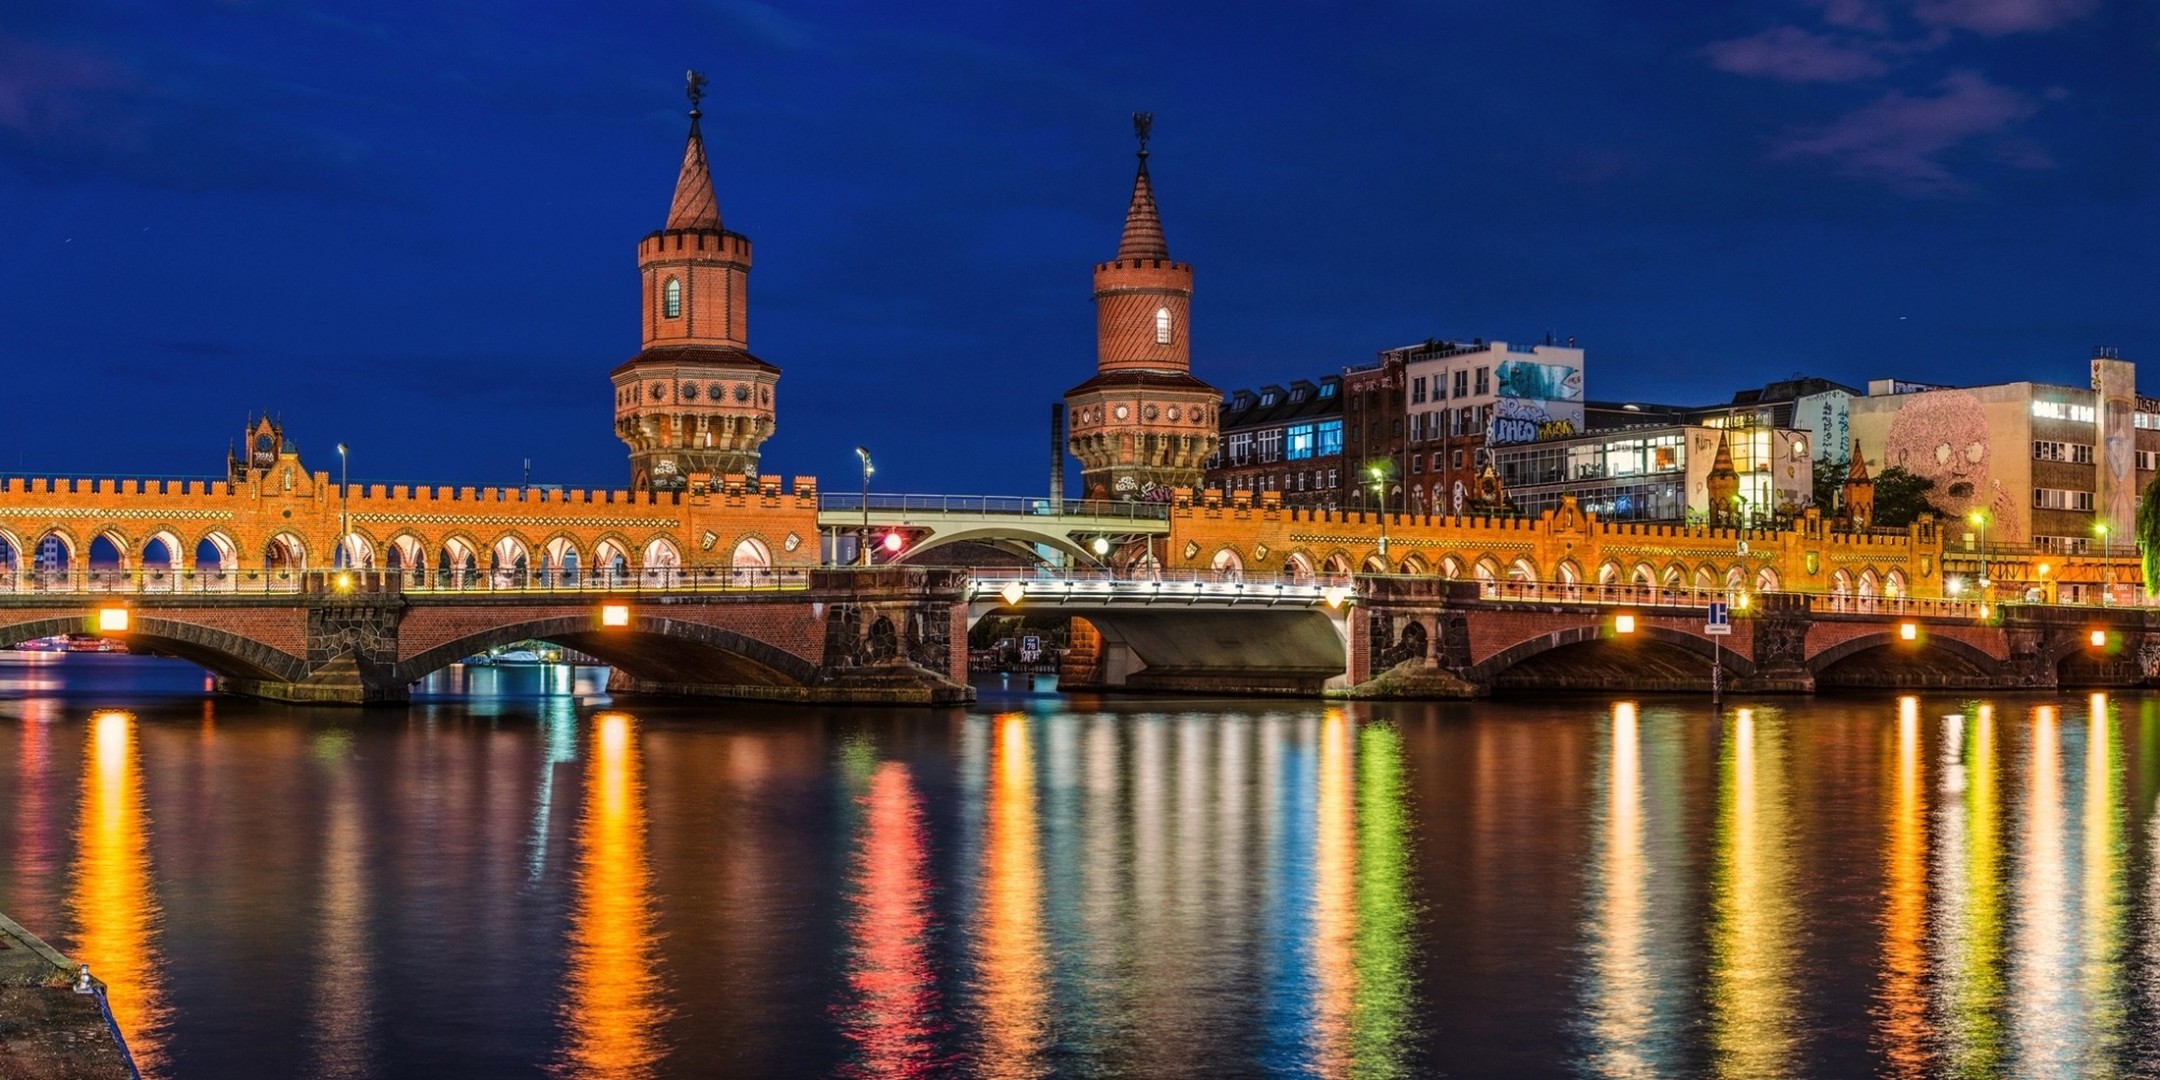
1705;601;1732;637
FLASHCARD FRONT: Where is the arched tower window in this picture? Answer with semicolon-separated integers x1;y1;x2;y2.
664;278;683;319
1154;306;1172;345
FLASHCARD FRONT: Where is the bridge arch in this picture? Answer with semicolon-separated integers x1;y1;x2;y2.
0;614;309;683
1323;551;1354;576
264;531;307;572
336;530;378;570
1472;621;1757;686
1284;550;1316;584
1400;553;1427;575
391;613;819;690
1806;631;2001;682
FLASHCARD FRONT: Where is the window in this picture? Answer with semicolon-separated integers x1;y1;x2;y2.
1320;382;1336;398
1435;372;1449;401
2034;488;2094;511
2140;449;2159;471
1411;378;1427;405
1285;424;1316;460
1410;455;1422;474
1226;432;1253;465
1317;420;1343;456
663;278;683;318
1453;371;1468;398
1155;307;1172;345
1261;391;1277;407
1328;468;1339;488
2034;441;2094;463
1257;428;1283;463
2035;535;2092;554
1475;367;1490;395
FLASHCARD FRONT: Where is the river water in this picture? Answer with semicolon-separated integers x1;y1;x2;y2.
3;654;2160;1078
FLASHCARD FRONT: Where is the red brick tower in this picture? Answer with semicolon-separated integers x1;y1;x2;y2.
1064;114;1220;502
612;71;778;492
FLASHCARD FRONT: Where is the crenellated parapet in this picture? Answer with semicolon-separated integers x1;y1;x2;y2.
1162;491;1952;601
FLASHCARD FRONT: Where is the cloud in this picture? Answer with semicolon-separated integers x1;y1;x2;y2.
1811;0;1894;33
1705;27;1890;83
1912;0;2100;35
1773;71;2048;193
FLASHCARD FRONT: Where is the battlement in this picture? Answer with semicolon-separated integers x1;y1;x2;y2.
639;228;752;262
1094;258;1190;273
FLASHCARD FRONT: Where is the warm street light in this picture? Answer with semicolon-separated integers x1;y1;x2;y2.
2090;628;2108;648
1968;510;1990;591
1614;613;1637;635
1369;464;1389;565
2095;522;2113;603
854;447;874;567
600;603;630;627
1899;621;1918;641
97;607;128;633
336;442;350;569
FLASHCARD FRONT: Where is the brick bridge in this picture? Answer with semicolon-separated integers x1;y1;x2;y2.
0;569;973;706
1044;576;2156;697
9;567;2151;704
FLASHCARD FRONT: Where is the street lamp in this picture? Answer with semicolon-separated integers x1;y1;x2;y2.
1968;510;1991;594
335;443;349;570
1369;464;1389;567
853;447;874;567
2095;522;2112;604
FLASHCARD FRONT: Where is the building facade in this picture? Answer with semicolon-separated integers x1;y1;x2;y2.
1342;354;1407;511
612;77;779;492
1393;338;1585;517
1065;116;1220;502
1846;352;2160;557
1203;377;1345;507
1494;423;1812;525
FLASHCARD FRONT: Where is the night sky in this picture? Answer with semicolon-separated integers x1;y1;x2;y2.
3;0;2156;495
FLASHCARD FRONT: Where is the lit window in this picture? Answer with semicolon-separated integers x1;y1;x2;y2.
664;278;683;319
1155;307;1172;345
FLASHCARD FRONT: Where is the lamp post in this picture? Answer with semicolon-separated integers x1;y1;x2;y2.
1969;510;1990;598
2095;522;2112;604
335;443;349;570
1369;464;1389;569
853;447;874;567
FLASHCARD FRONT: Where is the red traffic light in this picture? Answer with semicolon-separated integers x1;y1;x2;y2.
882;531;904;553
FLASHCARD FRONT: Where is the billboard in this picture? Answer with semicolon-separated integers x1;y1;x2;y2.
1489;359;1585;446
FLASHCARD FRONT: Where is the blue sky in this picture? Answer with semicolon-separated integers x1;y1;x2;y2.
2;0;2155;494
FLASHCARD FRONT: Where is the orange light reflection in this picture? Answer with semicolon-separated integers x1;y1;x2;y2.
70;710;168;1076
553;712;668;1079
1879;696;1930;1074
839;761;942;1077
973;713;1048;1078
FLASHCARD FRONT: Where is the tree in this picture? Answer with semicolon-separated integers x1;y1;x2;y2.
2139;472;2160;594
1811;454;1845;513
1870;466;1948;529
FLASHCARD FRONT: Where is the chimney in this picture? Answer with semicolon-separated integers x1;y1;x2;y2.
1050;402;1066;505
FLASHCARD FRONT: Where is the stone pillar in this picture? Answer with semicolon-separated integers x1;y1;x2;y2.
809;567;975;705
1743;592;1814;693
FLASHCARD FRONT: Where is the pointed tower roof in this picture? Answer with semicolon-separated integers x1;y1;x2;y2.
1116;112;1169;260
1844;441;1872;484
1709;431;1738;476
666;71;721;232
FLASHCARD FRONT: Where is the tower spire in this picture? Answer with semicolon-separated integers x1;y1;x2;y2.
1117;111;1168;261
666;70;721;232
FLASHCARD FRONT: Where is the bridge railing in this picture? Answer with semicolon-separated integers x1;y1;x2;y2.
967;567;1354;589
0;565;816;597
0;568;310;595
819;493;1172;521
1467;577;1986;618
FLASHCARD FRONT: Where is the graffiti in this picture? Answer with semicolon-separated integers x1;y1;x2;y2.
1537;418;1577;441
1495;360;1582;401
1488;398;1570;447
1883;389;2018;539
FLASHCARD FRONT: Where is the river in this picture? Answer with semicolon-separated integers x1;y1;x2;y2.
3;653;2158;1078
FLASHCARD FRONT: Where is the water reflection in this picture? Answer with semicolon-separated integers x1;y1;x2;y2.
2078;693;2128;1072
837;760;942;1077
70;710;168;1076
1935;703;2003;1076
1584;701;1662;1078
1707;707;1796;1078
969;712;1050;1078
553;712;668;1079
1879;696;1931;1075
309;728;373;1078
1350;722;1414;1078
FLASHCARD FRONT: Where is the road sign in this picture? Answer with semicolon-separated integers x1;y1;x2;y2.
1705;601;1732;636
1021;635;1041;662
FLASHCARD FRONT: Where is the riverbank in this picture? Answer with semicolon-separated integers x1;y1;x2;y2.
0;912;134;1080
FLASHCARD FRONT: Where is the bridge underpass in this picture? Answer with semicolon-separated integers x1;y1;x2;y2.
966;573;1354;694
819;494;1170;567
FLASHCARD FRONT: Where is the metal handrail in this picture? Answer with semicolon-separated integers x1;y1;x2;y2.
0;566;814;596
1464;577;1988;617
818;493;1172;521
966;568;1355;590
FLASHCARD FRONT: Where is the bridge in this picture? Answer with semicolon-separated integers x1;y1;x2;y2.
816;493;1169;564
6;553;2153;703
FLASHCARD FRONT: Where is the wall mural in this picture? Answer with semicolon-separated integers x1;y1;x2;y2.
1883;390;2020;540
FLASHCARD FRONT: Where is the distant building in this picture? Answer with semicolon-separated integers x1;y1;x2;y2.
1343;353;1408;511
1203;376;1345;507
1846;352;2159;562
1493;422;1812;525
1393;338;1586;516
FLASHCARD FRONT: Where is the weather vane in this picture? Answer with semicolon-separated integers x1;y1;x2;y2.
686;70;709;117
1133;112;1153;153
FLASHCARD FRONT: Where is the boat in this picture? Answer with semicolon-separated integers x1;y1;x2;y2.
492;649;544;665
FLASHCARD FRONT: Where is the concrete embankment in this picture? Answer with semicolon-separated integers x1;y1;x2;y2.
0;912;135;1080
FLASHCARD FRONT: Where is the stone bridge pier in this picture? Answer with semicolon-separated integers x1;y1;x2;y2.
1;569;975;707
